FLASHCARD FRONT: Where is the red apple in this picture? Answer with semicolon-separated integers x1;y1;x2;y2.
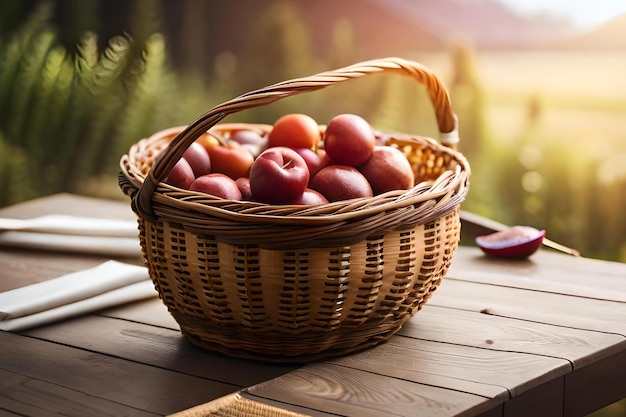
293;147;325;178
189;173;242;200
323;114;375;167
167;158;195;189
183;142;211;177
310;165;373;202
359;146;415;195
314;149;333;177
249;147;310;204
197;134;254;180
230;129;267;158
268;113;320;150
230;129;265;146
289;188;329;205
235;177;254;201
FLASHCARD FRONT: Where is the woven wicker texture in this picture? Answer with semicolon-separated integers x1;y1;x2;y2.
119;57;470;361
168;393;309;417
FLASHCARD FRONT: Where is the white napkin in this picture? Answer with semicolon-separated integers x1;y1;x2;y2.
0;260;155;331
0;215;138;237
0;231;142;257
0;214;141;257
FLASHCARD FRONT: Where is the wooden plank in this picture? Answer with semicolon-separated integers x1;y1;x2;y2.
24;314;299;388
0;193;136;221
0;368;159;417
448;247;626;302
503;376;564;417
400;305;626;369
475;407;504;417
0;331;238;416
246;363;495;417
564;348;626;417
99;297;180;329
451;239;623;284
329;335;568;399
0;249;143;292
429;279;626;335
0;409;25;417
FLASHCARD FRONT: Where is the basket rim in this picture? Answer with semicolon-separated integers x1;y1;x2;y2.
119;124;470;226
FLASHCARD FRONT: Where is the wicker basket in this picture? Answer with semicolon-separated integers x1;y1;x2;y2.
118;57;470;362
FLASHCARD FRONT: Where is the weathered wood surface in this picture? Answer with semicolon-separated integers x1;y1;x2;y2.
1;194;625;417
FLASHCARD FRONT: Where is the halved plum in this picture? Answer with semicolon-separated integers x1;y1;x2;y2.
475;226;546;259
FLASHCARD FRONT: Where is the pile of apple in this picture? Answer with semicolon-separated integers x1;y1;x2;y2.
166;113;415;205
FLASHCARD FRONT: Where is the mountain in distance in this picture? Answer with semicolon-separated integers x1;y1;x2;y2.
541;13;626;50
292;0;620;54
369;0;578;48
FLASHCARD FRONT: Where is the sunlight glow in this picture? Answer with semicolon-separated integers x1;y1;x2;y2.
490;0;626;29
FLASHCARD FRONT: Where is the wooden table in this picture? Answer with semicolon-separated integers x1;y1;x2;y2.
1;193;624;417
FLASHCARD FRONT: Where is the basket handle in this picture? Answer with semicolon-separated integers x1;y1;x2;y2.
134;57;459;220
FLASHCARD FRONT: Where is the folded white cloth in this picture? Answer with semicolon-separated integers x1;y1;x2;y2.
0;280;156;332
0;231;142;257
0;214;141;257
0;260;152;325
0;215;138;237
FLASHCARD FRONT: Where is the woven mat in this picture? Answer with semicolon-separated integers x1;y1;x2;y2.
168;392;310;417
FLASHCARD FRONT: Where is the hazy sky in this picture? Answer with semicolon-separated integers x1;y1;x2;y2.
493;0;626;29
